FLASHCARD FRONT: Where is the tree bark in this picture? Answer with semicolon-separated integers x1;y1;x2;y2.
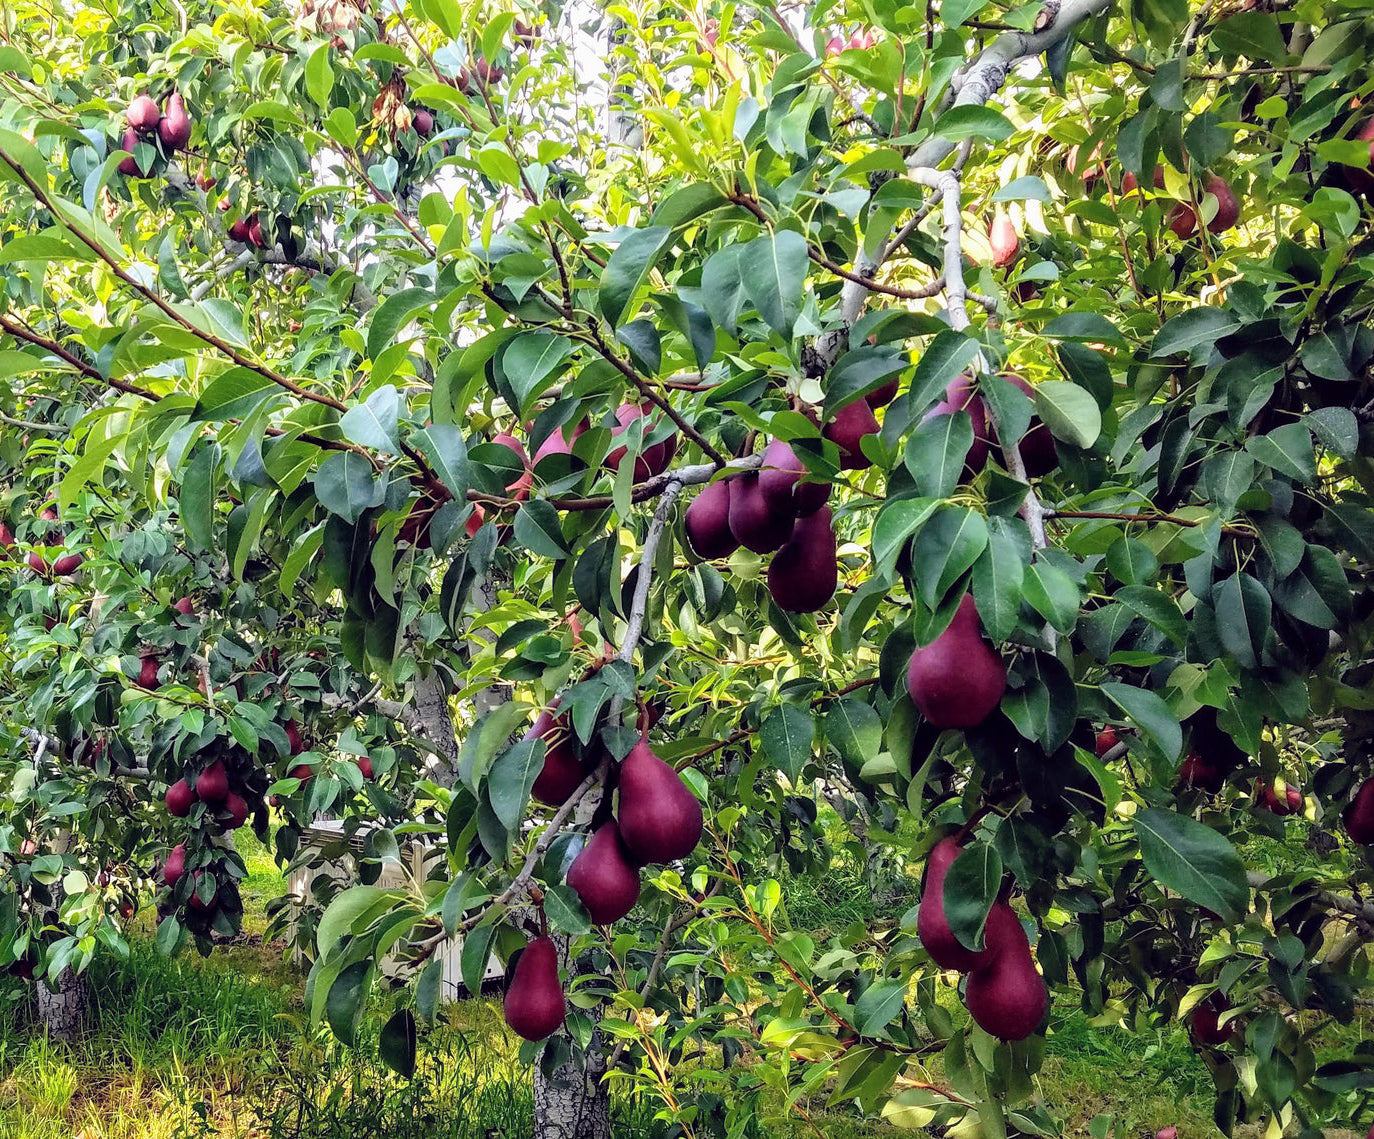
35;964;88;1044
534;994;611;1139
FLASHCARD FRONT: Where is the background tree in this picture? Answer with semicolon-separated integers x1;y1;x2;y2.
2;0;1374;1136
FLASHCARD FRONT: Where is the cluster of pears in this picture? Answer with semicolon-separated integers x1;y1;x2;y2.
502;716;704;1041
12;504;84;577
532;402;679;481
164;757;253;834
925;372;1057;480
119;89;192;177
1119;164;1240;238
683;383;897;613
918;838;1049;1041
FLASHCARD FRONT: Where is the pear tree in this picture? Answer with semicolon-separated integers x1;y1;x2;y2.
2;1;1374;1136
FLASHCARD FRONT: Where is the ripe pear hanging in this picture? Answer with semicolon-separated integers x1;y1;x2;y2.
1344;777;1374;844
503;935;565;1041
195;760;229;805
616;737;703;864
525;708;586;805
566;821;641;923
963;903;1049;1041
918;838;994;972
158;91;192;150
757;439;829;517
165;778;195;817
727;472;795;554
822;400;879;470
685;478;739;560
766;506;837;613
905;594;1006;729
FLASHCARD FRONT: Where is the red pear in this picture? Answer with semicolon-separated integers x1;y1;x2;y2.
52;553;82;576
163;843;187;888
757;439;829;517
905;594;1006;729
0;524;13;550
532;420;586;466
503;935;565;1041
616;737;703;864
766;506;837;613
413;108;434;136
922;374;992;477
289;763;314;782
158;91;192;150
196;760;229;805
1190;993;1234;1046
963;904;1049;1041
822;400;879;470
1178;752;1226;793
685;478;739;560
285;720;305;755
989;213;1020;268
605;403;676;480
918;838;995;972
118;127;146;176
138;655;161;689
566;821;641;923
526;709;586;806
126;95;161;133
165;778;196;817
1095;726;1119;757
173;596;195;616
27;551;48;575
222;791;250;829
1202;174;1239;233
227;216;253;243
1344;777;1374;844
727;472;795;554
358;756;374;780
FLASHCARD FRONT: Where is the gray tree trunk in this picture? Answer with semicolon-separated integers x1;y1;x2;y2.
534;1001;611;1139
36;964;88;1044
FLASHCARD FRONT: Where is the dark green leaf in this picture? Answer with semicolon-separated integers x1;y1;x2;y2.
315;452;384;523
599;226;671;327
340;385;401;453
326;960;373;1046
514;499;570;559
740;230;808;339
943;844;1002;951
1215;573;1270;670
1134;808;1249;923
760;704;814;782
379;1009;417;1077
1101;682;1181;761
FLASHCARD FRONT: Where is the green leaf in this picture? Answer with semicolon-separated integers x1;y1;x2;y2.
1034;381;1101;448
1100;682;1181;761
991;176;1051;203
192;368;279;422
599;226;670;328
503;332;577;414
740;230;808;339
700;245;747;335
457;702;530;791
410;424;470;500
971;519;1029;644
340;385;401;453
1022;558;1079;635
826;345;908;413
904;407;972;497
461;921;500;997
486;739;544;830
935;104;1014;142
1134;808;1249;923
513;499;569;559
179;442;219;553
649;184;729;229
379;1009;417;1077
1215;573;1270;670
327;960;373;1047
543;884;591;936
366;287;434;360
854;981;906;1037
1151;308;1240;357
1245;423;1315;484
759;704;814;783
314;452;384;523
910;507;988;609
317;886;399;961
1115;585;1187;648
306;42;335;107
906;329;979;411
943;844;1002;952
823;698;883;767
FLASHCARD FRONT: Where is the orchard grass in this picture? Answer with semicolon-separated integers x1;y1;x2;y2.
5;826;1366;1138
